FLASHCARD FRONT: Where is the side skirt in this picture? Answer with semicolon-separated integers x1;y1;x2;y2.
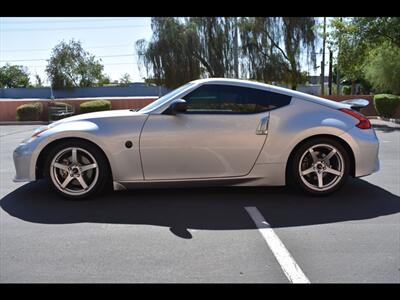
113;163;286;190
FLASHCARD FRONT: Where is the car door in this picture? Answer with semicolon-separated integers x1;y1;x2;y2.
139;84;275;180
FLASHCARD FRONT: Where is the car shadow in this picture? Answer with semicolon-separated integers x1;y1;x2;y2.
1;178;399;239
373;124;400;133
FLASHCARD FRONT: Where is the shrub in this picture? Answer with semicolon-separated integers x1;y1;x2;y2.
16;102;43;121
373;94;400;118
342;86;351;95
80;100;111;114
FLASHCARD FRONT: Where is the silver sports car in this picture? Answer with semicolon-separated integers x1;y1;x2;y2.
13;78;379;199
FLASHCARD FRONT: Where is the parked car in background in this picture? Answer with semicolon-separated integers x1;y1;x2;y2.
13;78;379;199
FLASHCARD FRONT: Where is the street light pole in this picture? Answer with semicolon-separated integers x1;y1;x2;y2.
320;17;326;95
329;49;333;95
336;17;342;96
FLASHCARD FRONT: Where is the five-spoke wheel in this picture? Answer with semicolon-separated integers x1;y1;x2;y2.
45;140;110;199
289;138;350;196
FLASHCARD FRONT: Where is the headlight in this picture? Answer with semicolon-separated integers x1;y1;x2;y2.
21;123;56;144
31;125;50;138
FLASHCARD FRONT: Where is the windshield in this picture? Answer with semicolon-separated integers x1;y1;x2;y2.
139;82;195;113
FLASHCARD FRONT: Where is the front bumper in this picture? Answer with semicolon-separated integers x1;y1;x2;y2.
13;143;36;182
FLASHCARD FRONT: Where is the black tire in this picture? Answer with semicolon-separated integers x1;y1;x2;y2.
287;137;350;196
44;140;111;200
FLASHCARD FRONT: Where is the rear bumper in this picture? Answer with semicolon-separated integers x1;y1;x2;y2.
340;127;380;177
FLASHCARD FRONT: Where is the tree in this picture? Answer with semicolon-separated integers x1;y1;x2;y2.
136;17;202;89
46;40;106;89
34;74;43;87
351;17;400;48
239;17;291;85
136;17;239;89
119;73;131;86
239;17;318;89
330;17;400;94
329;18;370;94
189;17;237;78
98;75;111;86
0;64;31;88
364;42;400;94
138;17;318;90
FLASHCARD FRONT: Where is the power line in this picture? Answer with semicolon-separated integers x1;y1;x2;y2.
0;53;138;62
1;44;135;52
1;24;149;32
5;62;139;68
0;18;141;25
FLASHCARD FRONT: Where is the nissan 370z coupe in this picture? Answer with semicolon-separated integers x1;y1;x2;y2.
13;78;379;199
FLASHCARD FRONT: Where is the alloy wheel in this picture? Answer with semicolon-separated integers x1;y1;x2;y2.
50;147;99;196
298;144;345;192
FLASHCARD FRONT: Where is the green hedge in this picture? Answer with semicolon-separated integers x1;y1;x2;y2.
16;102;43;121
80;100;112;114
373;94;400;118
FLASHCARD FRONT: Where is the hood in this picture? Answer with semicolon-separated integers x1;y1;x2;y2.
51;109;145;125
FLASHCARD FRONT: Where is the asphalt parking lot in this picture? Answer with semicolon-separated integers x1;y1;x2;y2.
0;121;399;283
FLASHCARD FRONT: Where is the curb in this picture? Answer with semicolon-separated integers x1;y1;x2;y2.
368;116;400;124
0;121;49;126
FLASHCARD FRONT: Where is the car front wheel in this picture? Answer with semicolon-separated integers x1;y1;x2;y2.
289;138;350;196
44;140;110;200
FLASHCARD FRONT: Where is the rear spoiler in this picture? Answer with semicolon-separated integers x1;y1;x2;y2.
340;98;369;111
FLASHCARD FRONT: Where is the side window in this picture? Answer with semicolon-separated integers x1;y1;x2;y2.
182;84;291;114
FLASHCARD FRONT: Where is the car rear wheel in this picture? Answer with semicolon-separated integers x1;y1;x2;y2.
44;140;110;200
289;138;350;196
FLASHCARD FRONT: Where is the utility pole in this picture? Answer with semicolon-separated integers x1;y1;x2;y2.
328;49;333;95
336;52;341;95
320;17;326;95
336;17;342;95
233;17;239;78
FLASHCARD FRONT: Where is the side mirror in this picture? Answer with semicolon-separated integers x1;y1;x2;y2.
168;99;188;115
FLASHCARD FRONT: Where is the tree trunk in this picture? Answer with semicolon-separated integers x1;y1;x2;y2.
290;68;298;90
351;80;356;95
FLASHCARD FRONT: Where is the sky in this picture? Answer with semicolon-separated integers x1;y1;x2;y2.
0;17;329;87
0;17;153;85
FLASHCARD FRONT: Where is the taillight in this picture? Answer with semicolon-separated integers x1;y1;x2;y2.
339;108;371;129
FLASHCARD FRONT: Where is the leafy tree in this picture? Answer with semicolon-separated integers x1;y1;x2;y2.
119;73;132;86
351;17;400;48
136;17;239;89
364;43;400;94
189;17;237;78
137;17;317;90
98;75;111;86
330;17;400;94
239;17;291;84
329;18;370;94
46;40;106;88
136;17;202;89
239;17;317;89
0;64;31;88
34;74;43;87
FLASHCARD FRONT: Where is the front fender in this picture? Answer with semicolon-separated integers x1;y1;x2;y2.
30;116;147;182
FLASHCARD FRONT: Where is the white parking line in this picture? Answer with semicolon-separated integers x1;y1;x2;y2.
245;206;310;283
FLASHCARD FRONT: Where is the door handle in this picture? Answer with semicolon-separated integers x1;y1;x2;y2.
256;116;269;135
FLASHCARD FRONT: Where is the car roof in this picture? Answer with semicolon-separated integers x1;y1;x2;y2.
189;78;346;110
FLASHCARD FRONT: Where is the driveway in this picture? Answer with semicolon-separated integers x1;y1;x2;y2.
0;122;399;283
